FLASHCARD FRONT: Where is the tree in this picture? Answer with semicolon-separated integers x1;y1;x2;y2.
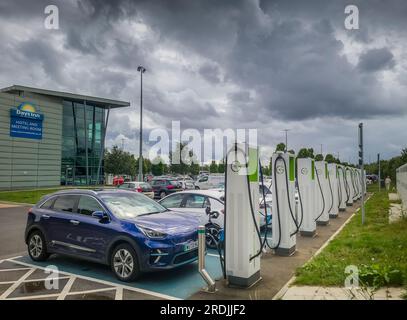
314;154;324;161
209;160;218;173
401;148;407;163
188;149;200;176
151;156;165;176
170;142;189;174
104;145;137;176
218;158;225;173
297;148;314;159
325;154;336;163
275;143;286;152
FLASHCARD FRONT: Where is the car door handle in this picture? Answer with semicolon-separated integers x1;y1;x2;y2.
70;220;80;225
42;214;50;219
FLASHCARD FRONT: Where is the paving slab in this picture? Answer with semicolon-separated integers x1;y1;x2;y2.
281;285;404;300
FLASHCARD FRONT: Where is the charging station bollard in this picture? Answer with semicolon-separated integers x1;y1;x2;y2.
198;225;216;293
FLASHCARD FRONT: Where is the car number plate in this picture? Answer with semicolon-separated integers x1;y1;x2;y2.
184;240;198;251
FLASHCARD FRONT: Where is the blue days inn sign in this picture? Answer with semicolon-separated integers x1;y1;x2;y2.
10;102;44;140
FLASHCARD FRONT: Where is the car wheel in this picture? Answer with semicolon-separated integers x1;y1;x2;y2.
160;191;166;199
195;186;200;190
27;230;49;262
111;243;140;282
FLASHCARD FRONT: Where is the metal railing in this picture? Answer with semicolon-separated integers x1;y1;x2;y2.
396;163;407;212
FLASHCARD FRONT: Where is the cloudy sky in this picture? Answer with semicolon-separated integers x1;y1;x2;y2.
1;0;406;164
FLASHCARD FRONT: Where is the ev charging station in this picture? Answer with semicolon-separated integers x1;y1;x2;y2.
224;142;261;288
315;161;329;225
355;169;361;200
272;151;297;256
297;158;317;237
337;164;347;211
345;167;354;206
327;163;338;218
351;168;359;201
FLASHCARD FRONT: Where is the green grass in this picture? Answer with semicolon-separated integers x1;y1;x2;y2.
0;186;107;204
295;183;407;289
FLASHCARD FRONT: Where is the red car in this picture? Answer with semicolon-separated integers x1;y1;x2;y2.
113;176;124;186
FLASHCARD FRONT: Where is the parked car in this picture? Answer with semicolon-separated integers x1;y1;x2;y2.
179;180;195;190
158;190;268;247
117;181;154;199
151;178;183;199
113;176;124;186
25;189;200;282
194;174;225;190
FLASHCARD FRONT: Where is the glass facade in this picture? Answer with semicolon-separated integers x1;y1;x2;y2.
61;100;106;185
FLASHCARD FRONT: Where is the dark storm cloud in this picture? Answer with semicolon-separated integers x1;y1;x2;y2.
198;63;221;84
17;39;65;82
1;0;407;161
357;48;396;72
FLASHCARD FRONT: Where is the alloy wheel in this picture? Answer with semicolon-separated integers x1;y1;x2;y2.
29;235;43;258
113;249;134;278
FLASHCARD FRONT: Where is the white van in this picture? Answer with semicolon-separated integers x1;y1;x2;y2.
195;174;225;190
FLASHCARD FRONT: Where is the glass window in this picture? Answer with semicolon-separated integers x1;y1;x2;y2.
77;196;104;216
160;194;185;208
117;183;128;189
100;193;166;219
209;198;224;212
199;176;208;182
184;194;206;208
53;195;79;213
40;197;55;209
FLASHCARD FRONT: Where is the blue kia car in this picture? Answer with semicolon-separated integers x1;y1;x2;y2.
24;189;200;282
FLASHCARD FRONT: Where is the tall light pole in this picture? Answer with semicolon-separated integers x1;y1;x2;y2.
283;129;290;152
137;65;146;182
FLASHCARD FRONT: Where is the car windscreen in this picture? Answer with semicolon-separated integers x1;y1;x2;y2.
100;193;166;219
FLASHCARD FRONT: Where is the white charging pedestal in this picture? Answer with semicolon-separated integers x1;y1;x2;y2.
297;158;317;237
272;151;297;256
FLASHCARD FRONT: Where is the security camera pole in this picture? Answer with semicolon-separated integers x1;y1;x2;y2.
137;66;146;182
358;123;365;224
377;153;381;192
283;129;290;152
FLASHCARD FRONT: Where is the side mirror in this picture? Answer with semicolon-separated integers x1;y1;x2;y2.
205;206;211;215
92;211;109;221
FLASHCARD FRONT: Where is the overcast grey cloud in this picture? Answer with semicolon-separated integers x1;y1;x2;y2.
0;0;406;164
357;48;396;72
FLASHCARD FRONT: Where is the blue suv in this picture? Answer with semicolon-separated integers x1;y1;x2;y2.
25;189;200;282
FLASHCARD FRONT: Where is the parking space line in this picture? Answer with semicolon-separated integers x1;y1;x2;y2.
7;258;180;300
207;253;219;257
115;287;123;300
0;267;32;272
0;268;35;299
57;276;76;300
7;293;61;300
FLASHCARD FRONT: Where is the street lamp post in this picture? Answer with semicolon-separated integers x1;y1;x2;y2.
137;65;146;182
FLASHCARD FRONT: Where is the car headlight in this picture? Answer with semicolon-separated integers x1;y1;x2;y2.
138;225;167;239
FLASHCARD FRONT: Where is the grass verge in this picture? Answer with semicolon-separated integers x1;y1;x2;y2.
295;183;407;290
0;186;108;204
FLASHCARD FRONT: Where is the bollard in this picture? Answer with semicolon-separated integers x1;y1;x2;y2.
198;225;216;293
